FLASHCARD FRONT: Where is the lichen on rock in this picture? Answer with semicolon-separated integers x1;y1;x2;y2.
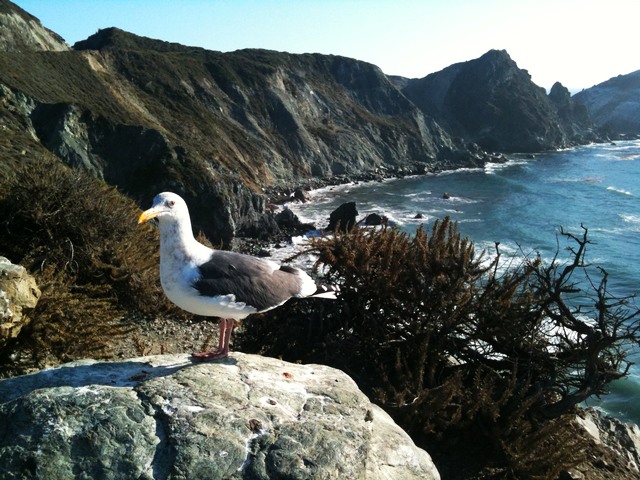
0;256;40;349
0;353;440;479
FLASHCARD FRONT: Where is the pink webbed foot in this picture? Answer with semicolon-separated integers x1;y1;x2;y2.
191;348;229;361
192;318;235;361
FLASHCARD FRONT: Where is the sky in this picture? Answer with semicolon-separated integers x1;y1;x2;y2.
13;0;640;93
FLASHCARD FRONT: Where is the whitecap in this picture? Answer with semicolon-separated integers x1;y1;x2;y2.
442;196;479;204
380;212;404;226
435;167;483;176
404;191;432;197
407;193;432;202
607;186;633;196
484;158;530;174
621;214;640;224
552;177;602;184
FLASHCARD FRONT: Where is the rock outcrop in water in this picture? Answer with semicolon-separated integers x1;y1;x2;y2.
0;353;440;479
573;70;640;137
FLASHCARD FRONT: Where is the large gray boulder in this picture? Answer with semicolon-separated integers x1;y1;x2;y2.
0;256;40;348
0;353;440;480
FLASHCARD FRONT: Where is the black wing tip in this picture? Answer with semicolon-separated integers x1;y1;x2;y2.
312;284;339;299
279;265;299;274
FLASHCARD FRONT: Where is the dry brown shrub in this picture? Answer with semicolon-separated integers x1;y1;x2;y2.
238;220;625;479
0;158;180;372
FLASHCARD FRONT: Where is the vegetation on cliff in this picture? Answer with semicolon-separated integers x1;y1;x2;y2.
0;159;183;369
238;221;640;479
1;2;638;477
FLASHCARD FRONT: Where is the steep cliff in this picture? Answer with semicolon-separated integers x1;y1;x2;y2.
397;50;600;152
0;0;68;52
573;70;640;137
0;2;610;245
0;22;477;244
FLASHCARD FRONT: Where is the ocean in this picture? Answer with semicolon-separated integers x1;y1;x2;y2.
284;140;640;424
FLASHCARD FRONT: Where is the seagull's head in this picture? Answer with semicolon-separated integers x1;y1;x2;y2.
138;192;189;225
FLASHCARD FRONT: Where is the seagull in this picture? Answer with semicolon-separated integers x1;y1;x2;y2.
138;192;335;360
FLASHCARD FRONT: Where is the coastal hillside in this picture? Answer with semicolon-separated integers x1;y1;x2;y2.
395;50;600;152
573;69;640;137
2;3;640;478
0;0;67;52
0;0;604;243
0;25;479;245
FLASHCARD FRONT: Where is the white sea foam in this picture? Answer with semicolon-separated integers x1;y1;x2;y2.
443;195;479;204
484;158;530;174
404;191;432;197
382;212;404;226
552;177;603;184
607;186;633;196
434;167;483;176
621;214;640;224
406;192;432;202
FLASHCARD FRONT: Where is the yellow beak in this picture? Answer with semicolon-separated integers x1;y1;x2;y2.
138;208;160;224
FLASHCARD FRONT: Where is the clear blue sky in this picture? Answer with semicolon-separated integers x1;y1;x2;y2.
13;0;640;92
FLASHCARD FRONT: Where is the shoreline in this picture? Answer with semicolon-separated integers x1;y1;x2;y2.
263;152;509;206
264;138;640;215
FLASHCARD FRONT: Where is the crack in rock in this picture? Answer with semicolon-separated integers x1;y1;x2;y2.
134;387;176;480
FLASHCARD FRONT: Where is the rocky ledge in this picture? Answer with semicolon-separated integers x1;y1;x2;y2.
0;353;439;480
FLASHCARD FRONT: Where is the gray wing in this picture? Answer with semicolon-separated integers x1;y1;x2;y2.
193;251;307;312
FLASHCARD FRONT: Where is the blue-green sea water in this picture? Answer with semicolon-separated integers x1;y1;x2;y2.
288;140;640;424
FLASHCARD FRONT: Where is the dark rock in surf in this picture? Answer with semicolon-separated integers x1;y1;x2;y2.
293;188;310;203
274;208;315;237
363;213;384;226
327;202;358;232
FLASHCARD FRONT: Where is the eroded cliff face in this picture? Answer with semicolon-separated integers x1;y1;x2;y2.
0;0;68;52
0;24;480;244
0;7;604;244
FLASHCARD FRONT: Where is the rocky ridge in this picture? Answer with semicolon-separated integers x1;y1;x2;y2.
573;69;640;137
0;353;440;480
0;0;68;52
396;50;600;153
0;26;479;245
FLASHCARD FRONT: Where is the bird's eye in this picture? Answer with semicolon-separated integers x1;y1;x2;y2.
167;200;175;208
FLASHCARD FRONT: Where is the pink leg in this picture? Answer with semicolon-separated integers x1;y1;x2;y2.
192;318;235;361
